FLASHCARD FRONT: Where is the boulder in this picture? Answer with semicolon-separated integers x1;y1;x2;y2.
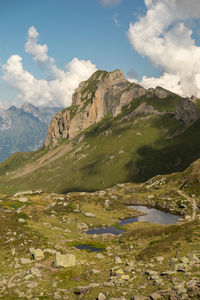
54;253;76;268
77;223;88;231
31;249;44;261
18;218;25;223
98;293;106;300
84;212;96;218
20;258;32;265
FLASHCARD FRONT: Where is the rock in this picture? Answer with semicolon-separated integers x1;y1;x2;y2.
145;270;158;276
154;86;171;98
161;270;175;276
132;295;148;300
89;283;100;288
20;258;32;264
14;190;42;197
31;249;44;261
96;253;105;259
175;98;200;126
180;256;189;264
26;282;38;288
44;70;147;148
84;212;96;217
115;256;122;264
11;248;15;256
149;293;162;300
105;199;111;208
31;267;42;278
54;253;76;268
18;218;25;223
121;274;129;280
77;223;88;231
155;256;164;263
98;293;106;300
19;197;29;203
91;269;100;274
115;269;125;278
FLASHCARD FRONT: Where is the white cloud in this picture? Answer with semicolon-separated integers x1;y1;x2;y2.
25;26;49;63
2;26;97;107
128;0;200;97
2;55;97;107
101;0;122;8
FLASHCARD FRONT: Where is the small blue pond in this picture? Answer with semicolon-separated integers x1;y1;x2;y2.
119;206;180;226
86;206;180;236
75;244;104;252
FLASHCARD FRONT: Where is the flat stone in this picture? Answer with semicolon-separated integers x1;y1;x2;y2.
96;253;105;259
20;258;32;264
149;293;162;300
132;296;148;300
54;253;76;268
84;212;96;217
18;218;25;223
121;274;129;280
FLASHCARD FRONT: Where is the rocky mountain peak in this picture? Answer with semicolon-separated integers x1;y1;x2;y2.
45;69;146;147
44;69;200;148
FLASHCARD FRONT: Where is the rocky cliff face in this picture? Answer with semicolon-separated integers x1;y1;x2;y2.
45;70;147;147
175;97;200;126
45;69;200;148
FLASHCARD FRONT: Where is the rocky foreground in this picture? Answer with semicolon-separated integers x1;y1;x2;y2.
0;177;199;299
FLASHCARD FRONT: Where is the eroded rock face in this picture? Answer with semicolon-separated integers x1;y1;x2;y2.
44;70;146;147
175;98;200;126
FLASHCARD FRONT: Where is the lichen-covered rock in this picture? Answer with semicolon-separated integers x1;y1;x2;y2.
54;253;76;268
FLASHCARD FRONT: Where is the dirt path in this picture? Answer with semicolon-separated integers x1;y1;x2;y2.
177;190;197;220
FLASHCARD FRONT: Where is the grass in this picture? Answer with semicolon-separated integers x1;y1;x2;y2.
0;90;199;195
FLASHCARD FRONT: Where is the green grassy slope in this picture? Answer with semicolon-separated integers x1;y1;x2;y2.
0;92;200;195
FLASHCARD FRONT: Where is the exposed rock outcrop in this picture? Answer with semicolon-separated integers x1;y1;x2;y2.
44;69;200;148
175;98;200;126
45;70;147;147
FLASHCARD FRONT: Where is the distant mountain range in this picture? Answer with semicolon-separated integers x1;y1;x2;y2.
0;103;61;161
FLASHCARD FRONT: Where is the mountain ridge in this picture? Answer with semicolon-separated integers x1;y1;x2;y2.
44;69;200;149
0;103;61;161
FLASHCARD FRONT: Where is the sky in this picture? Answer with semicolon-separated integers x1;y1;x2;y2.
1;0;200;108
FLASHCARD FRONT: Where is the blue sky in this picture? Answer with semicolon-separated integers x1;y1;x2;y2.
1;0;200;108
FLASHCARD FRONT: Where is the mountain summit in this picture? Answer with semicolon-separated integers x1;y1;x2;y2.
45;70;199;149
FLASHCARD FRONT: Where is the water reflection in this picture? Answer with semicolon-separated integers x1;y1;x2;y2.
119;206;180;226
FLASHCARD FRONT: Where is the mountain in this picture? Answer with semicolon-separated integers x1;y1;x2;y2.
0;70;200;299
0;103;61;161
1;69;200;194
